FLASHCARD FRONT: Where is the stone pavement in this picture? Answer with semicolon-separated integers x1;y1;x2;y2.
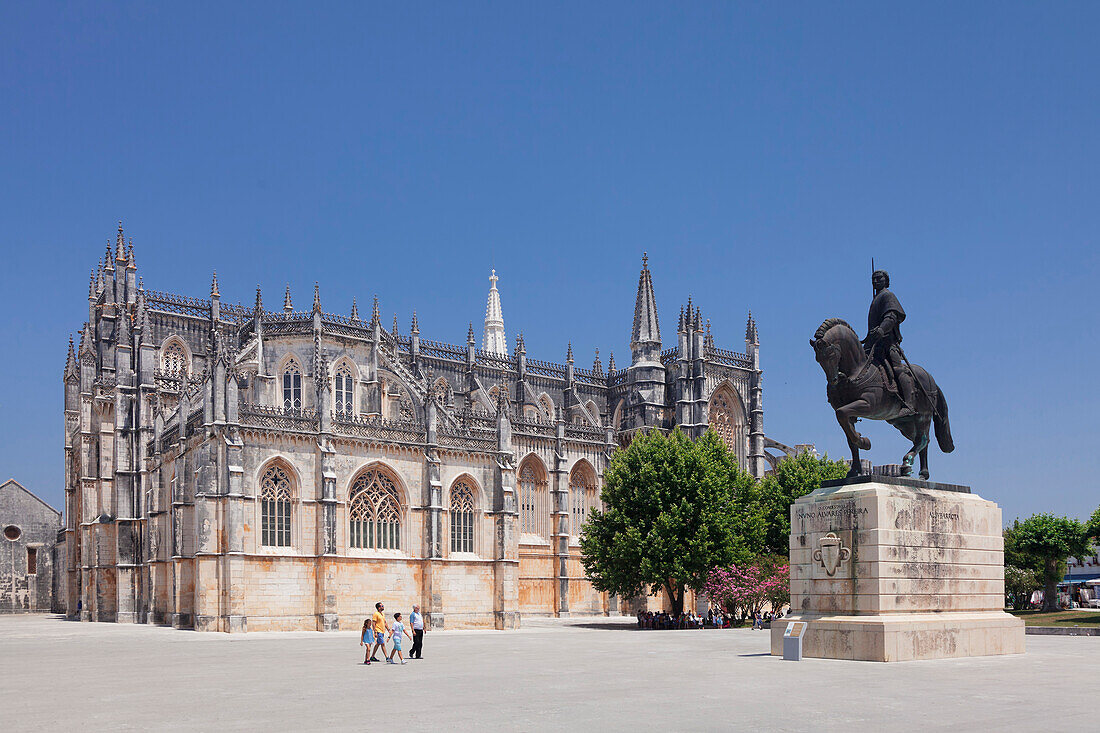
1;614;1094;732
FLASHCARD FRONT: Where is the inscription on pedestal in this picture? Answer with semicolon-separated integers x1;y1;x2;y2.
795;501;868;532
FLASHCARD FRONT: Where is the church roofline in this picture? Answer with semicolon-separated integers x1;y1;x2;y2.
0;479;62;516
123;256;756;388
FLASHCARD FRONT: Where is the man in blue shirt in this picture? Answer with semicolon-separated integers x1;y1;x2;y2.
409;604;425;659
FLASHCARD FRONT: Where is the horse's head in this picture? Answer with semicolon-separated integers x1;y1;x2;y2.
810;337;842;386
811;318;857;387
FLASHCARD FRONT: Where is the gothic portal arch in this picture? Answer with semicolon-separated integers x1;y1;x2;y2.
708;381;747;466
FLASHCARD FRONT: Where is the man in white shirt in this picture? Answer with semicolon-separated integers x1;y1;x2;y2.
409;604;425;659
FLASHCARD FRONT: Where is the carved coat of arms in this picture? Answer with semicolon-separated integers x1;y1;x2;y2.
812;532;852;577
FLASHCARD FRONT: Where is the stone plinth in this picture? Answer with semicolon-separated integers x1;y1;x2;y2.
770;478;1024;661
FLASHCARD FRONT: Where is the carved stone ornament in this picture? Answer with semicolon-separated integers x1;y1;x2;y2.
812;532;852;577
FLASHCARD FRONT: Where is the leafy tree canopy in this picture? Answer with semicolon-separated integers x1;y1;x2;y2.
1013;513;1094;612
1003;519;1044;574
757;451;848;555
580;428;762;614
1088;505;1100;542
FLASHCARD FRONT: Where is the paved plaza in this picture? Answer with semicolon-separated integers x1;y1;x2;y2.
1;615;1094;732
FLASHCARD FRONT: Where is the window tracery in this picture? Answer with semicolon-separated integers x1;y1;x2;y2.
569;462;598;536
709;386;745;463
334;364;354;415
349;469;402;550
518;457;549;540
259;463;293;547
282;360;302;410
450;480;476;554
538;394;555;420
431;378;452;405
162;340;189;377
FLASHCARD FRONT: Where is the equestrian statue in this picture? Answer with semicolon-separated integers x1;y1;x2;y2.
810;270;953;479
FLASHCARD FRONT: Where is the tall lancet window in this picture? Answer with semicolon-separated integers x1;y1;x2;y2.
260;463;293;547
449;480;476;554
518;457;549;541
569;462;598;537
334;365;354;415
282;360;302;410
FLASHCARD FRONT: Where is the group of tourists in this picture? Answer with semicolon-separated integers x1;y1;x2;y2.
361;601;424;665
637;611;707;629
636;608;787;630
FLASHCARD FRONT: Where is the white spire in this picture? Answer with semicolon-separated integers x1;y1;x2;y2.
483;269;508;356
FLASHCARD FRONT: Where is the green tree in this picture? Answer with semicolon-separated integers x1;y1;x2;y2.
1003;519;1043;574
1088;505;1100;542
1003;565;1040;610
1013;514;1094;612
580;427;762;615
757;451;848;556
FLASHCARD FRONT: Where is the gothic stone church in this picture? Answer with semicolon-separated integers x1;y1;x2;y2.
60;225;768;632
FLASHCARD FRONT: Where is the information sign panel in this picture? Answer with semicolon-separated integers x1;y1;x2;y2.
783;621;807;660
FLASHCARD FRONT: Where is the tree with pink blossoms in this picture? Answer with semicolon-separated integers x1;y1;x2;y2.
704;557;790;623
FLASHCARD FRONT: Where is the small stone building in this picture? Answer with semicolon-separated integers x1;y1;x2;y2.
0;479;61;613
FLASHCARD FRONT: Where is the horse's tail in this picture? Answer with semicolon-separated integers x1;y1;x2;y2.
933;387;954;453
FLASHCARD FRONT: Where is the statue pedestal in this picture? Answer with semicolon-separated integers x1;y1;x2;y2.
770;477;1024;661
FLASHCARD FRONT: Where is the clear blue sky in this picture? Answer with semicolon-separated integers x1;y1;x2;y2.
2;3;1097;522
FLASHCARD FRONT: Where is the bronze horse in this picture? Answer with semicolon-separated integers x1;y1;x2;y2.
811;318;953;479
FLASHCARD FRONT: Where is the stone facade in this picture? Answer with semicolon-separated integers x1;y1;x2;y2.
61;226;766;632
1;479;61;613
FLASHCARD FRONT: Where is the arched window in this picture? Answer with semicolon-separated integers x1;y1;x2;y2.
612;400;624;431
431;377;452;405
569;462;598;536
259;463;293;547
585;400;601;427
709;385;745;465
349;468;402;550
450;480;476;554
538;393;555;420
334;364;354;415
282;360;302;410
162;339;189;377
518;457;549;540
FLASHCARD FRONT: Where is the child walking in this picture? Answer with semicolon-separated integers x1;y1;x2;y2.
360;617;372;664
387;612;413;665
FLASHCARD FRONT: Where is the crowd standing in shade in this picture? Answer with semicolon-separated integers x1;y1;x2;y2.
636;608;787;630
